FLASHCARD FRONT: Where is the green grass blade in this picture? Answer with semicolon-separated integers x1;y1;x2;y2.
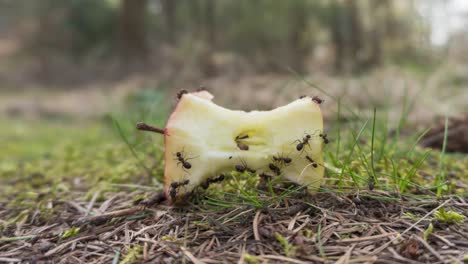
338;119;369;187
370;108;377;189
111;116;150;174
437;116;449;198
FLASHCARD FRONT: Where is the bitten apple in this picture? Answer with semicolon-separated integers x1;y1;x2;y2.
162;91;325;203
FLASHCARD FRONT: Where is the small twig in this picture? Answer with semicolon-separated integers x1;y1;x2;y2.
387;247;422;264
253;211;261;241
338;232;397;243
413;235;444;262
0;235;36;242
258;255;308;264
74;192;166;226
73;207;146;226
334;244;355;264
0;257;21;263
181;247;206;264
136;122;165;135
372;199;451;255
44;235;95;257
85;191;100;216
139;191;167;207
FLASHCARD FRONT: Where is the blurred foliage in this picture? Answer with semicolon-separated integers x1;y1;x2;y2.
1;0;434;73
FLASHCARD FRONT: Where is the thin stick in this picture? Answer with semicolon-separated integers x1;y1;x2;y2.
253;211;261;241
74;191;166;226
413;235;444;262
139;191;167;207
136;122;165;135
371;198;451;255
73;207;145;226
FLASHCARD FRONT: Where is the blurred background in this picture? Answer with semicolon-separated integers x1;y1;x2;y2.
0;0;467;162
0;0;467;219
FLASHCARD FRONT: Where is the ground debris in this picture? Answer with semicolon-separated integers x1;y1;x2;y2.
0;191;466;263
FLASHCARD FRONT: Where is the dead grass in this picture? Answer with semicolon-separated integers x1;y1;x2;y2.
1;189;466;263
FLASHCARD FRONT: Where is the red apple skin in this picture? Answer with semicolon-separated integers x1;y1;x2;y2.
163;91;214;201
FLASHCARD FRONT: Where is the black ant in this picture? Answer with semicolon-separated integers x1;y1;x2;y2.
299;95;307;99
196;85;207;92
237;143;249;151
201;174;225;189
312;96;324;105
169;179;189;200
174;148;197;171
235;134;249;151
305;156;318;168
368;181;375;191
319;133;329;144
176;89;188;100
294;134;312;152
259;173;273;180
235;159;256;173
273;153;292;166
269;163;281;175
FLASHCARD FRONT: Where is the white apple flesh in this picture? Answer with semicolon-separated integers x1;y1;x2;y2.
164;91;324;202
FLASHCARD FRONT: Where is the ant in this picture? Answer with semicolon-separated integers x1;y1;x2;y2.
201;174;225;189
237;143;249;151
196;85;207;92
174;148;197;171
305;156;318;168
312;96;324;105
235;159;256;173
269;163;281;175
259;173;273;180
273;153;292;166
299;95;307;99
176;89;188;100
235;134;249;151
368;181;375;191
294;134;312;152
319;133;329;144
169;179;190;200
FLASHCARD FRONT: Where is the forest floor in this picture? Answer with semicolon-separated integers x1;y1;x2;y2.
0;70;467;263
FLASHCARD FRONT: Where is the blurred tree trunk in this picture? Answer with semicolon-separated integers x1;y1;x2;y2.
364;0;390;68
204;0;216;47
202;0;217;77
331;0;363;73
188;0;202;36
118;0;148;64
348;0;362;68
289;1;310;74
161;0;177;44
